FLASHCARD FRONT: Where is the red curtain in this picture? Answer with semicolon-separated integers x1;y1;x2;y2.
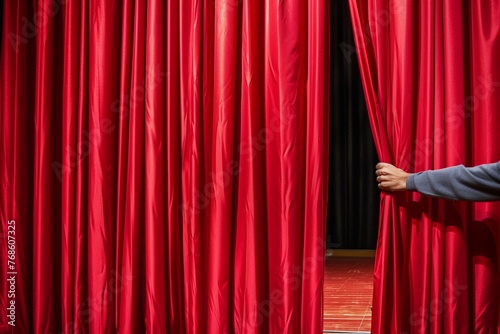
350;0;500;333
0;0;329;333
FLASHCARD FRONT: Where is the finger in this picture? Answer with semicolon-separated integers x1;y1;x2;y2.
376;162;389;169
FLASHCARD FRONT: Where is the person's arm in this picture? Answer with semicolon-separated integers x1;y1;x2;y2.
376;161;500;201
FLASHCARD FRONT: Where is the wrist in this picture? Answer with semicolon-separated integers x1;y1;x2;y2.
405;173;416;191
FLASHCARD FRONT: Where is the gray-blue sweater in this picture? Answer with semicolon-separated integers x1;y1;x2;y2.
406;161;500;201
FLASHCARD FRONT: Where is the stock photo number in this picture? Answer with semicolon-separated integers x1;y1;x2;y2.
6;219;16;326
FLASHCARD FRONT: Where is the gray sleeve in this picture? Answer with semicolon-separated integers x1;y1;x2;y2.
406;161;500;201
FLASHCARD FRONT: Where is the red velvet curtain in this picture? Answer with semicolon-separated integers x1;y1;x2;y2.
350;0;500;333
0;0;329;333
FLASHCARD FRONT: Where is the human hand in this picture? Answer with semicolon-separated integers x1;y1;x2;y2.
375;162;409;191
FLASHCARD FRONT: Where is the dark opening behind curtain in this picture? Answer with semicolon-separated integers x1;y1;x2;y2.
327;0;379;250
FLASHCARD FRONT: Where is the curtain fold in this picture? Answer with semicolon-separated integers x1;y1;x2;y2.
0;0;329;333
349;0;500;333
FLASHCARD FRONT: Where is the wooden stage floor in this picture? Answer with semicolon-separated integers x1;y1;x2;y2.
323;256;374;332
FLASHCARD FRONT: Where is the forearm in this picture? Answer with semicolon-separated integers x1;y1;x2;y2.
406;162;500;201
